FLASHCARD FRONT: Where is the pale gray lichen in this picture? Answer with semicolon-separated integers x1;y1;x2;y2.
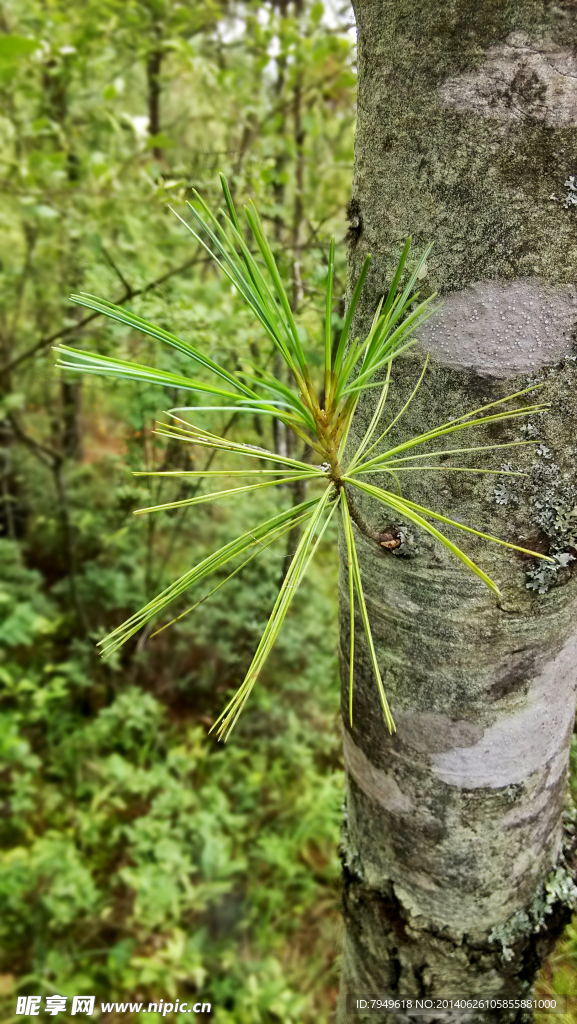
339;804;365;880
494;484;511;506
490;910;532;963
562;793;577;848
389;522;419;559
549;174;577;210
520;421;540;439
563;175;577;210
526;552;575;594
490;793;577;963
494;463;519;507
490;862;577;964
523;447;577;592
503;784;523;804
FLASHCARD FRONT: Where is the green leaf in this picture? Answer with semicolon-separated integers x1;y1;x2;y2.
349;478;500;595
342;494;356;727
244;201;308;377
350;355;429;469
0;35;39;60
177;199;303;384
350;295;437;392
348;478;555;563
356;439;543;468
347;361;392;472
150;524;300;638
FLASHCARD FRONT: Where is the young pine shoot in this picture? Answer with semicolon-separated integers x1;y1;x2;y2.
55;177;553;739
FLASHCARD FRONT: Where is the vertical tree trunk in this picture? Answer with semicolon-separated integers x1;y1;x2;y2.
61;379;83;461
147;42;163;160
338;2;577;1021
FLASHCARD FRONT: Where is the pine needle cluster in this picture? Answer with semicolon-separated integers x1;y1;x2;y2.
55;178;552;738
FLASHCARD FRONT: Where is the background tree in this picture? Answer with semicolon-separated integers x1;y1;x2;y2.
338;0;577;1019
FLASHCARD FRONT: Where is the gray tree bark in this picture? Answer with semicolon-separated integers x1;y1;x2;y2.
337;2;577;1022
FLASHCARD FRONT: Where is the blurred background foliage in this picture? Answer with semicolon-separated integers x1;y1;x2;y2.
0;0;353;1018
2;0;577;1021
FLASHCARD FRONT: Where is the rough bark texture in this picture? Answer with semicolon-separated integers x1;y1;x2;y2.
338;2;577;1021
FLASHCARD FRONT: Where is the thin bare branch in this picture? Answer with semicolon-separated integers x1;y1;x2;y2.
2;253;211;376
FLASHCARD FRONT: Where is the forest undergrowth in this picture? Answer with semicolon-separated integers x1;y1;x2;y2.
3;416;577;1024
0;430;344;1024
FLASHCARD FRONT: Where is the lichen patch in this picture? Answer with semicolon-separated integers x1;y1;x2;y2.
439;34;577;127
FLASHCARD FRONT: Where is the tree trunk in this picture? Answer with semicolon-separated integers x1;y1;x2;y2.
338;2;577;1021
147;43;163;161
61;379;83;461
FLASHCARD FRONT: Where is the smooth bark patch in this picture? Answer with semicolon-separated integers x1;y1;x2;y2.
415;279;577;376
343;729;413;812
431;632;577;788
394;710;484;754
439;35;577;127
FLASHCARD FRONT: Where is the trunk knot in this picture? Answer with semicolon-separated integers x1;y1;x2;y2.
379;528;401;550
